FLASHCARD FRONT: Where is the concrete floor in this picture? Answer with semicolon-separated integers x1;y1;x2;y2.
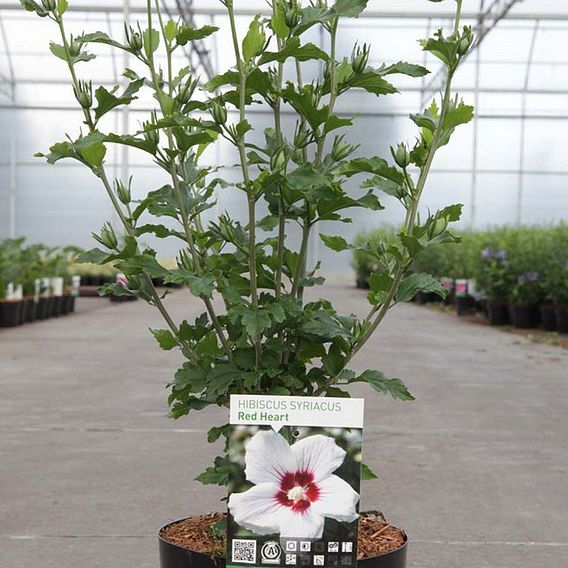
1;283;568;568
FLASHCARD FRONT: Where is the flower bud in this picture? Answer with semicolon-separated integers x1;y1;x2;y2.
41;0;57;12
270;148;287;172
391;143;410;168
93;223;118;250
124;24;143;53
458;33;473;56
73;80;92;110
115;178;131;205
68;38;82;58
351;43;370;74
428;216;448;239
178;249;193;272
285;7;300;29
211;101;228;125
177;77;198;106
331;135;352;162
293;121;310;149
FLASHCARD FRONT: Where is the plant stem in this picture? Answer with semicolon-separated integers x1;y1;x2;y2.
344;3;464;367
227;2;261;369
55;12;193;359
145;0;232;361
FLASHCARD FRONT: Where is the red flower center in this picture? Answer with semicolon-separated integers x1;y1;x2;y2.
275;470;320;512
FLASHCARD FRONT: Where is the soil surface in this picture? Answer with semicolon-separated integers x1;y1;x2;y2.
160;512;406;559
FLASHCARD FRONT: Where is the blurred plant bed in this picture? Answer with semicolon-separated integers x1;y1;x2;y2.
1;238;80;327
353;224;568;342
71;259;183;298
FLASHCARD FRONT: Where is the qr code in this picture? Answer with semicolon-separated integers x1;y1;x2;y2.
232;539;257;564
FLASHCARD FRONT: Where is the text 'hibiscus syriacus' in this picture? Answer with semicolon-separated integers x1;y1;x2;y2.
228;430;360;539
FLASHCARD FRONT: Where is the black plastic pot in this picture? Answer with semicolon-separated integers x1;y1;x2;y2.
64;294;76;314
539;304;557;332
455;295;476;316
509;303;540;329
159;519;407;568
24;298;37;323
415;291;440;305
0;300;24;327
51;296;64;317
110;294;138;303
487;301;509;326
555;305;568;334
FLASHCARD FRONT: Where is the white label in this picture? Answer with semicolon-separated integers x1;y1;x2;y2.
41;277;51;298
230;395;364;432
51;277;64;297
14;284;23;300
6;282;14;300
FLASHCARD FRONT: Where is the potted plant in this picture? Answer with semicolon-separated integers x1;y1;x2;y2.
0;239;25;327
23;0;473;565
476;248;511;326
508;272;544;329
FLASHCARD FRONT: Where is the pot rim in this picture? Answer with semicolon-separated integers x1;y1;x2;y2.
158;517;408;561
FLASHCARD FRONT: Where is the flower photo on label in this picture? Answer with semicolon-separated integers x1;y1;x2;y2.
228;428;361;539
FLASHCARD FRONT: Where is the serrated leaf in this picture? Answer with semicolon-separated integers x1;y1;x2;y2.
350;370;414;401
143;28;160;58
177;25;219;45
320;234;351;252
242;15;265;62
396;273;446;303
331;0;369;17
150;328;178;350
259;37;328;65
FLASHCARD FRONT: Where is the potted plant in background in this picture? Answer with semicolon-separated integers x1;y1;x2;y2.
476;248;511;326
22;0;473;565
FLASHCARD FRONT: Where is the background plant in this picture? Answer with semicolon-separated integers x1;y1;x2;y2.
22;0;473;484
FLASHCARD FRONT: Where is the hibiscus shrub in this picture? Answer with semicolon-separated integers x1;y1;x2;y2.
23;0;472;484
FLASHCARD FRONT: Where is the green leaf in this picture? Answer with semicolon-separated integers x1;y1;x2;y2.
331;0;369;17
322;344;344;376
207;424;230;444
164;20;178;42
94;79;144;121
287;163;330;190
143;28;160;58
362;463;378;480
270;5;288;39
80;141;106;168
396;273;445;303
320;234;351;252
259;38;328;65
301;311;350;341
195;455;231;485
351;370;414;401
20;0;49;17
242;15;265;62
241;308;272;340
444;100;475;130
347;71;398;96
150;328;178;350
165;270;215;298
206;364;238;396
376;61;429;78
76;248;110;264
176;25;219;45
335;156;405;185
58;0;68;15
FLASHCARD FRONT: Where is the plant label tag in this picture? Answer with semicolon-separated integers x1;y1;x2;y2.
227;395;364;568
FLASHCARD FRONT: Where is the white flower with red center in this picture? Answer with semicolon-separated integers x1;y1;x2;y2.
228;430;360;539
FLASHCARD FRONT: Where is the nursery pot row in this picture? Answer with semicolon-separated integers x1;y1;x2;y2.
159;518;407;568
0;294;76;327
485;301;568;332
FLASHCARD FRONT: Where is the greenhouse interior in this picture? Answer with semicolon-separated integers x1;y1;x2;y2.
1;1;567;567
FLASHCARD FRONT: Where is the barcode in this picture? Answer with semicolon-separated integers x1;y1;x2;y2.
232;539;257;564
